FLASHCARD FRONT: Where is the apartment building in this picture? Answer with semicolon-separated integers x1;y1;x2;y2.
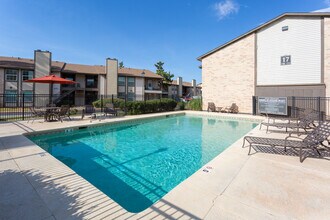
0;50;163;106
164;77;202;99
198;12;330;113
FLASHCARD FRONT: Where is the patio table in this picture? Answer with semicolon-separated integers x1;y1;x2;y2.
39;107;60;122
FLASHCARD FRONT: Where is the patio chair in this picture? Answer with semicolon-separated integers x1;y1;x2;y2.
242;121;330;162
207;102;217;112
82;105;96;120
104;103;117;117
221;103;239;113
259;111;318;133
27;106;46;123
54;105;71;122
263;108;316;124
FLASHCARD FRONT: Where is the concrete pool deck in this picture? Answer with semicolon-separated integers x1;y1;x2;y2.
1;111;330;219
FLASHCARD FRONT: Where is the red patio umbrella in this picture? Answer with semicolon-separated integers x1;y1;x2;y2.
24;74;76;104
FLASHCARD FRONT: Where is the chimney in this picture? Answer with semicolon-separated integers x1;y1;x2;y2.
177;76;183;97
34;50;51;95
106;58;118;96
192;79;196;96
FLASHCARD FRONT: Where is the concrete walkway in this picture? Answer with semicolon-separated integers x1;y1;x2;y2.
1;111;330;219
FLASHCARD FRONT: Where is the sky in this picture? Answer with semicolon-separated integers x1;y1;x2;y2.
0;0;329;83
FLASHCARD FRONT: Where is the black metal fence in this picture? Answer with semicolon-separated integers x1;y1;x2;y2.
0;93;174;121
252;96;330;120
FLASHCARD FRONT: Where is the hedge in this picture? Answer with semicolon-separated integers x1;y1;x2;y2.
185;98;202;111
92;98;177;115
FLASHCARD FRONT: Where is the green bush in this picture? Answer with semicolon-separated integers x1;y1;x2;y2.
92;98;177;115
186;99;202;111
176;101;185;110
93;98;124;108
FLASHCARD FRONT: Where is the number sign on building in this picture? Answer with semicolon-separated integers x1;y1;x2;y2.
281;55;291;65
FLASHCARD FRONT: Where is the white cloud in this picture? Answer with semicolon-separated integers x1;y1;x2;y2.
313;7;330;12
214;0;239;20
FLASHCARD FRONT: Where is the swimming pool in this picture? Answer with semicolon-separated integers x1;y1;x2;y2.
28;115;258;212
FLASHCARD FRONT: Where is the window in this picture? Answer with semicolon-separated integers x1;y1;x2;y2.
127;92;135;101
5;69;18;81
62;73;75;88
127;77;135;87
118;76;126;86
23;90;33;102
5;90;17;103
118;92;126;99
22;70;34;81
86;75;98;88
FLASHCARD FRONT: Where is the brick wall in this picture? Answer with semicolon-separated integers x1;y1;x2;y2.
201;33;255;113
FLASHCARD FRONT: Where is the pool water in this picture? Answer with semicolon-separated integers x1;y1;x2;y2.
28;115;258;212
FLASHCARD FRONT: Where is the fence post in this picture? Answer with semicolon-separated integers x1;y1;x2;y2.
22;93;25;120
111;94;114;103
252;96;257;115
291;96;296;117
317;96;321;121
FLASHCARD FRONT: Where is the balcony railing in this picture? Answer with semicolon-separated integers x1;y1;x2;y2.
145;86;161;91
62;83;83;89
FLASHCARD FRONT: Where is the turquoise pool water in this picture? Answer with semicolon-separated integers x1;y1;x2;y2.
28;115;258;212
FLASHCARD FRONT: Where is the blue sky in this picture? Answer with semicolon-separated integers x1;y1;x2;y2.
0;0;329;83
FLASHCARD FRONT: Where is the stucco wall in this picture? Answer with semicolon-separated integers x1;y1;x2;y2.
135;78;144;100
106;59;118;96
34;51;51;95
0;68;4;93
202;33;255;113
325;17;330;97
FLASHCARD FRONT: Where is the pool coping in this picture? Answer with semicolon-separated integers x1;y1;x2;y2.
2;111;330;219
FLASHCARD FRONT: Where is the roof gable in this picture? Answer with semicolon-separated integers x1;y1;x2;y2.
197;12;330;61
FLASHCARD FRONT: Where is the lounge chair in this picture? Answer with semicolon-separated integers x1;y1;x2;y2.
260;111;318;133
54;105;71;122
242;121;330;162
221;103;239;113
207;102;217;112
263;107;315;124
104;103;117;117
82;105;97;121
27;106;46;123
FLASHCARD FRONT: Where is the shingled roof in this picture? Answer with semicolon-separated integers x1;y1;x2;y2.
0;56;161;78
171;80;201;88
118;68;162;79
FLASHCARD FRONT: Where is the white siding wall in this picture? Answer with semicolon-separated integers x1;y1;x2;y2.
257;17;321;85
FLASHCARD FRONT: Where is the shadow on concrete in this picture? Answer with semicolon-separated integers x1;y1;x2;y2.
248;144;330;162
0;168;201;220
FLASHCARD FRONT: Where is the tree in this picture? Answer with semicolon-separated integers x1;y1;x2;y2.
154;61;174;87
119;61;124;68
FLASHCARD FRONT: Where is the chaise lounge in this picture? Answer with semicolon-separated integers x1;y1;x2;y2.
243;121;330;162
259;111;318;133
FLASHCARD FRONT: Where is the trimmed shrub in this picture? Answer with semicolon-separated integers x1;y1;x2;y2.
186;98;202;111
93;98;177;115
176;101;185;110
93;98;124;108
